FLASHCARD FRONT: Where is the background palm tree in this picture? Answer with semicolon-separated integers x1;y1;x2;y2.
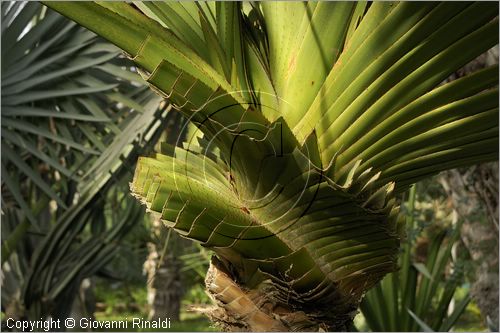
41;2;499;331
143;110;189;322
1;2;169;322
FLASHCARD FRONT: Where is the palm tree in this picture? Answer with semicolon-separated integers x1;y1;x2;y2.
143;111;189;322
1;2;168;321
44;2;498;331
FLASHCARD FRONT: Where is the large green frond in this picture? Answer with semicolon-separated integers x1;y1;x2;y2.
43;1;499;325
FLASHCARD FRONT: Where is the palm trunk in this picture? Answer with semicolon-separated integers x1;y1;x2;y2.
43;3;499;331
439;163;499;329
143;106;188;321
70;278;96;331
144;218;183;321
193;257;353;332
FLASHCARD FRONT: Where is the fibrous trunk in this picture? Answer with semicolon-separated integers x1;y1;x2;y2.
439;163;499;329
193;257;353;332
40;1;499;331
144;218;183;321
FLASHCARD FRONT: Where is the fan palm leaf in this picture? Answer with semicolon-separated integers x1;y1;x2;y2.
1;2;162;224
44;1;498;330
1;3;171;321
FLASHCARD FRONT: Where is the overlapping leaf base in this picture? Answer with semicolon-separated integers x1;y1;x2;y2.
131;115;404;328
43;1;499;330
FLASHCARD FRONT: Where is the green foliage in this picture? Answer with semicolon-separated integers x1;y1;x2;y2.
1;2;169;321
43;1;498;326
94;280;148;319
182;284;211;309
93;279;215;332
360;185;470;332
452;291;487;332
1;2;161;225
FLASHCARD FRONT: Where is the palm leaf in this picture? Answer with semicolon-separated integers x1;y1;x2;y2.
44;1;499;329
1;3;173;321
360;188;468;331
1;3;163;224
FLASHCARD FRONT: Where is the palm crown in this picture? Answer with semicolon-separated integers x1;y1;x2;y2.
44;1;498;330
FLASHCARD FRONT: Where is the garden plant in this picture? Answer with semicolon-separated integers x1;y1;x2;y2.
26;1;500;331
